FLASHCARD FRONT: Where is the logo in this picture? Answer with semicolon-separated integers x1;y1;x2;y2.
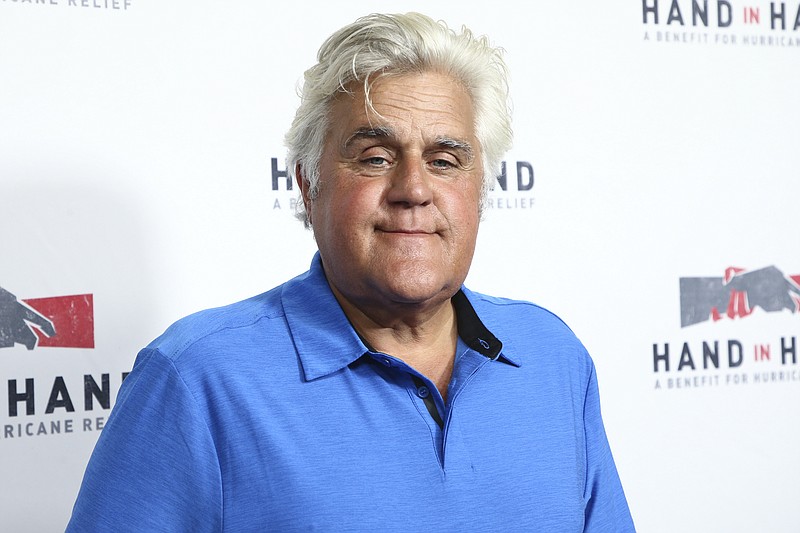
641;0;800;48
0;286;94;350
1;285;125;441
487;161;536;210
679;266;800;327
267;157;536;211
650;264;799;392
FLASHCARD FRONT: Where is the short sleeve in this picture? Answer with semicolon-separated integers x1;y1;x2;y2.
582;362;636;532
66;348;223;532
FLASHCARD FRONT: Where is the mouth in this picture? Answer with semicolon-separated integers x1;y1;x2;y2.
376;227;436;236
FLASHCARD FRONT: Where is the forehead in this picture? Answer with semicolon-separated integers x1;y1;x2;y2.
328;71;477;143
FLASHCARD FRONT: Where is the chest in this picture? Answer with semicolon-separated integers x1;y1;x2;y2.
208;361;588;531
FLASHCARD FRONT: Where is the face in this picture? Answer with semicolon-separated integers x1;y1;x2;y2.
300;71;483;316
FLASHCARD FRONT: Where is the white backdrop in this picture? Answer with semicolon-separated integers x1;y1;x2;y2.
1;1;799;531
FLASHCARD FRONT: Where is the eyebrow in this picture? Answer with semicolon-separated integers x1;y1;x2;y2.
343;127;475;161
434;137;474;160
343;127;394;149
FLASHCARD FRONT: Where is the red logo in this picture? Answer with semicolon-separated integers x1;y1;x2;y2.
679;266;800;327
0;287;94;350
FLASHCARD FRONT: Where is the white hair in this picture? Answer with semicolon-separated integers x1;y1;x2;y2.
285;12;513;227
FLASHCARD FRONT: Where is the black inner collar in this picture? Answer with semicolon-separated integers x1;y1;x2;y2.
356;289;504;361
451;290;504;360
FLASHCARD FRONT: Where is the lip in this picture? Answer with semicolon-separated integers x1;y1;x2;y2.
376;228;435;235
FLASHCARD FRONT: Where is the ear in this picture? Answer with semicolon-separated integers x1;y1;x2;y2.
295;163;313;225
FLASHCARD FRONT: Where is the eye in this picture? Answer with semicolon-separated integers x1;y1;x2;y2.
363;156;389;166
430;158;456;169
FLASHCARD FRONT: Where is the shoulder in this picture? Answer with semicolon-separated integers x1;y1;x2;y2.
145;283;287;364
463;287;593;371
464;287;580;340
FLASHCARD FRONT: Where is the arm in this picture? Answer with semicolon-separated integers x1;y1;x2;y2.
583;362;636;532
66;349;223;532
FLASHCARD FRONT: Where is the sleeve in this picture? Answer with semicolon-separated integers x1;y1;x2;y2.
66;348;223;532
582;361;637;532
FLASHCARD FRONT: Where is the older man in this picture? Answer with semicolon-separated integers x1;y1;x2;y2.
68;12;635;532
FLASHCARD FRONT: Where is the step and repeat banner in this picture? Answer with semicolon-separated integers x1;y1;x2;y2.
1;1;798;531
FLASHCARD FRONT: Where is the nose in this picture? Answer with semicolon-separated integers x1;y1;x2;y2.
386;156;433;207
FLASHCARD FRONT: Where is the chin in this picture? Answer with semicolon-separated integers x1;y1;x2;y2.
382;277;457;305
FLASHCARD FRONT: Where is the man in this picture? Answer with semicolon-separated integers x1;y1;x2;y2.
68;12;635;531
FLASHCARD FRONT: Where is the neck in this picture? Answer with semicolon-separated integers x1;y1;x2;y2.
329;283;459;400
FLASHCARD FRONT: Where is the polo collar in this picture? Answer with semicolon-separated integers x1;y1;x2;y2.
282;253;516;382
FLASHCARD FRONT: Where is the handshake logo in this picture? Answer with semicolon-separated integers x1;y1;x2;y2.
679;266;800;328
0;286;94;350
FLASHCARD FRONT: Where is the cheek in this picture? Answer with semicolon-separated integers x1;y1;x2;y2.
340;181;387;217
449;191;482;255
313;184;375;236
444;185;481;225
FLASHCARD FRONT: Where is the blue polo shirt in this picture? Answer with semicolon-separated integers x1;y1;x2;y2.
67;253;635;532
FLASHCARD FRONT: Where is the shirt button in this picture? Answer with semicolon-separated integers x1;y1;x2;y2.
417;386;430;398
382;358;391;367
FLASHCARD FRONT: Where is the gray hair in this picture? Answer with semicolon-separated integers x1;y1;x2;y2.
285;12;513;227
